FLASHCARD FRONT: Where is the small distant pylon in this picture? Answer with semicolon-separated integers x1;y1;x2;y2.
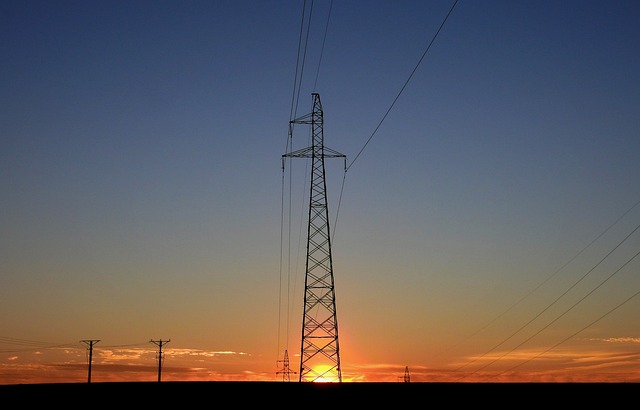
276;349;297;382
402;366;410;382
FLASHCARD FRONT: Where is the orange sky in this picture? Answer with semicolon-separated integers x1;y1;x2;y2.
2;337;640;384
2;1;640;386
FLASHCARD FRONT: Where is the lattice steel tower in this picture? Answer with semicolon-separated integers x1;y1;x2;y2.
283;93;345;382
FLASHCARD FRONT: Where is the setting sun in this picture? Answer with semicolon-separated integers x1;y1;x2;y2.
2;0;640;387
310;365;339;383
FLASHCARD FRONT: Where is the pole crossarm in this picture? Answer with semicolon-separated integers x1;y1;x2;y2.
150;339;170;382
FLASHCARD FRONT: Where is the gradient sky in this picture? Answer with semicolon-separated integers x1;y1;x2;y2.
2;0;640;384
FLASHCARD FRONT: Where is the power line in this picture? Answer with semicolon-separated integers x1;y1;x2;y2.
346;0;460;172
287;0;311;126
477;247;640;378
312;0;333;91
500;283;640;375
455;216;640;379
333;0;461;243
278;1;461;379
435;198;640;361
278;0;336;373
279;0;310;369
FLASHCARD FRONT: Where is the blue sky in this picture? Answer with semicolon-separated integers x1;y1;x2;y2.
1;0;640;383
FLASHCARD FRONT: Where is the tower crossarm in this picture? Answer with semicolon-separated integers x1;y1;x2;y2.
282;93;344;383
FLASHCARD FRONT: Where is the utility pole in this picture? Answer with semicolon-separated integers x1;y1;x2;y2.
276;349;297;382
81;339;100;383
283;93;346;382
150;339;170;382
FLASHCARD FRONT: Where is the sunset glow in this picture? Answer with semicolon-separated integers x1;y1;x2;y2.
2;0;640;386
1;338;640;385
310;365;338;383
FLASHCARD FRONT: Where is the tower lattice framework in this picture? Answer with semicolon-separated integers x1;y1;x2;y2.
283;93;345;382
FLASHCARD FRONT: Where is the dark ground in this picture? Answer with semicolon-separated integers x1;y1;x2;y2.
1;381;636;404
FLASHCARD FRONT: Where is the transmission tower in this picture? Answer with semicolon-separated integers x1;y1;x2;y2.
276;349;297;382
283;93;346;382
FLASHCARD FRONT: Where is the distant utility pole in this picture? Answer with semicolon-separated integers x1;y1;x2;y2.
81;339;100;383
150;339;170;382
276;349;297;382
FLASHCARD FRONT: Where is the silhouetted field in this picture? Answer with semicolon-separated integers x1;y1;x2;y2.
1;381;634;403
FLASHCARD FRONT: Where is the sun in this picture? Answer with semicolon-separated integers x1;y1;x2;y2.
311;364;339;383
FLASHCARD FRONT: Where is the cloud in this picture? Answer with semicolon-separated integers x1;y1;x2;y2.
602;337;640;344
168;348;250;358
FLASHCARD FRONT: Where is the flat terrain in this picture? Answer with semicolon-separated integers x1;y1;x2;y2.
1;381;635;404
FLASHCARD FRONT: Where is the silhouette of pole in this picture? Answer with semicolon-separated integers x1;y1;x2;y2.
81;339;100;383
150;339;170;382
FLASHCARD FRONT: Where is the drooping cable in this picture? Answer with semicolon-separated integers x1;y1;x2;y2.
313;0;333;92
454;216;640;380
501;281;640;376
482;247;640;378
346;0;460;172
278;0;313;368
332;0;459;246
436;198;640;360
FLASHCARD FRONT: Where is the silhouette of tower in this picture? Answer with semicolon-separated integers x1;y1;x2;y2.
276;349;297;382
283;93;345;382
403;366;411;382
